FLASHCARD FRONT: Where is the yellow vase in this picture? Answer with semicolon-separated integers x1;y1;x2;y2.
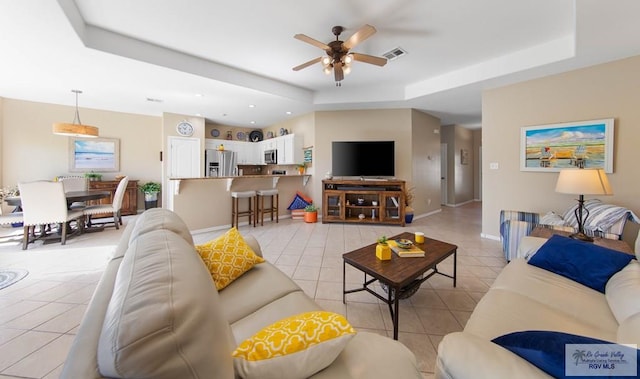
376;243;391;260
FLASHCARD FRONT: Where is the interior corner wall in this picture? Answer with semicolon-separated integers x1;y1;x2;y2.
440;125;474;206
473;129;482;200
314;109;413;211
482;54;640;240
410;109;441;216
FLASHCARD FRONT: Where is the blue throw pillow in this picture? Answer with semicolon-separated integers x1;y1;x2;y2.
528;235;634;293
287;194;310;210
492;331;639;379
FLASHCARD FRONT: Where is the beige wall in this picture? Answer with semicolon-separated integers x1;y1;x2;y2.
1;98;161;213
441;125;475;205
411;109;442;216
482;54;640;240
473;129;482;200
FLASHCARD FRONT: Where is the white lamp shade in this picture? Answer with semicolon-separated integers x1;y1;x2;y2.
555;168;613;195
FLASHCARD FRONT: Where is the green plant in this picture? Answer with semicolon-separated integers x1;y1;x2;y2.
84;171;102;180
377;235;388;245
304;204;316;212
140;181;161;194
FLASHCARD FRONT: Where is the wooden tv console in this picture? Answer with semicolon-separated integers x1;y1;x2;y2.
322;179;406;226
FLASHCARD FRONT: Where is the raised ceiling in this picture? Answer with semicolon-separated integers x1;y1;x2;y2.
1;0;640;128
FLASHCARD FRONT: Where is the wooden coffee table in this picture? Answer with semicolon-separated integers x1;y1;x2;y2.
343;232;457;340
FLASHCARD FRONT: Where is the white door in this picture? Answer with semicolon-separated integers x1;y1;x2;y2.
441;143;448;205
166;137;200;210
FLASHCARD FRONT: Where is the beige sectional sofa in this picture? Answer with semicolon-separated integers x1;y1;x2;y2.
435;235;640;379
61;208;421;379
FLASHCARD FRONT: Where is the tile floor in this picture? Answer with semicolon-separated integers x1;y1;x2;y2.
0;202;505;378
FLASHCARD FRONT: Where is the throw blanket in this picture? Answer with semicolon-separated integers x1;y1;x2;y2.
563;199;640;234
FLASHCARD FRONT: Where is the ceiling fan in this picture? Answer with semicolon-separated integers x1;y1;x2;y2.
293;24;387;86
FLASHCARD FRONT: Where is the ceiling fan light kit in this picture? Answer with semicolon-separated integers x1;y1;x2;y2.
293;24;387;86
52;90;99;138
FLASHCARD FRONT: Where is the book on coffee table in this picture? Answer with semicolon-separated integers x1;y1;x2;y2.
388;240;425;257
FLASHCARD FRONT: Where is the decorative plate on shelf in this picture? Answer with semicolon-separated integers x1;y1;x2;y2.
210;129;220;138
267;131;274;139
249;130;263;142
236;131;245;141
279;128;285;136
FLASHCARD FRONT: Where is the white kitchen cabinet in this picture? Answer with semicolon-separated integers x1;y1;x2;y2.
205;135;300;165
277;134;303;164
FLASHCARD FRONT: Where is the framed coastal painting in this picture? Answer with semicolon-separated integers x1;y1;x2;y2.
69;137;120;172
520;118;614;173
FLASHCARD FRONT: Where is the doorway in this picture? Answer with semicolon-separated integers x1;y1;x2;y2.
440;143;447;205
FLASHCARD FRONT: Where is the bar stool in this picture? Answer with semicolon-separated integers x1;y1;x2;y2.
231;190;256;228
256;189;279;226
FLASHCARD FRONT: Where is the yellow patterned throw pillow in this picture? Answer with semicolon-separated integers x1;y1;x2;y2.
232;311;356;379
195;227;264;290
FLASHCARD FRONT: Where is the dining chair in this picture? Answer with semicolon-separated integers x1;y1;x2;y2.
83;176;129;229
59;176;88;209
18;181;85;250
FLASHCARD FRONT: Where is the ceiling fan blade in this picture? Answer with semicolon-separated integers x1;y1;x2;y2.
351;53;387;67
343;24;377;50
294;34;331;51
292;57;322;71
334;62;344;82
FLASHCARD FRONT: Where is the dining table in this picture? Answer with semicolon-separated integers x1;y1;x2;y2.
4;190;113;242
4;190;112;210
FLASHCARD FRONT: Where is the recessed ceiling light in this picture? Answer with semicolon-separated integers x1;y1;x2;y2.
248;104;255;108
285;111;292;115
196;113;202;116
195;93;203;97
250;121;256;124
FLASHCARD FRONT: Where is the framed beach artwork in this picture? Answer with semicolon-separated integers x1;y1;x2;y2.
520;118;614;173
69;137;120;172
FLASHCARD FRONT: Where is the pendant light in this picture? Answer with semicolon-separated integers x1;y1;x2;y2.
52;90;99;138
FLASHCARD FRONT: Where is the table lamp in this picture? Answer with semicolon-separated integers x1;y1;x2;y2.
555;168;613;242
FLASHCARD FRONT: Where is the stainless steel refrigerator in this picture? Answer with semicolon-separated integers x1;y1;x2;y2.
205;149;237;177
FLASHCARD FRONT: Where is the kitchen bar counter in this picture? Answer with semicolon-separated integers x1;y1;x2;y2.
169;174;311;193
167;174;315;231
169;174;310;180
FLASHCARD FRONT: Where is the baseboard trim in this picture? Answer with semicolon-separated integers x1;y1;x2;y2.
481;233;501;241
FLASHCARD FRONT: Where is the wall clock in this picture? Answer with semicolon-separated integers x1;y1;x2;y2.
176;121;194;137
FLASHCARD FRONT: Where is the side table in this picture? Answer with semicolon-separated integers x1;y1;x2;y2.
530;227;634;255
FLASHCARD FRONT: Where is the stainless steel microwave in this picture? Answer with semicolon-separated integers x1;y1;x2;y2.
264;149;277;164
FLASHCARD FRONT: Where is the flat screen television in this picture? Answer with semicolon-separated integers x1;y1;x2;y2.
331;141;395;177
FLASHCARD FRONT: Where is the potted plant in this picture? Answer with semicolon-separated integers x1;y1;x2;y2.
404;186;415;224
140;181;161;209
376;236;391;260
296;162;306;175
303;204;317;223
84;171;102;182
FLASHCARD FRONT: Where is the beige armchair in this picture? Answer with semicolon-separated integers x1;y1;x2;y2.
18;181;85;250
83;176;129;229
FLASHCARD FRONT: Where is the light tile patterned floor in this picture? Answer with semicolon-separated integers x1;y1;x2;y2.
0;202;505;378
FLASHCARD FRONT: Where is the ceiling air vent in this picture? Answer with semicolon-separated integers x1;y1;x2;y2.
382;47;407;61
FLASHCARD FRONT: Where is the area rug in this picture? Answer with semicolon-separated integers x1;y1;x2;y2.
0;269;29;290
